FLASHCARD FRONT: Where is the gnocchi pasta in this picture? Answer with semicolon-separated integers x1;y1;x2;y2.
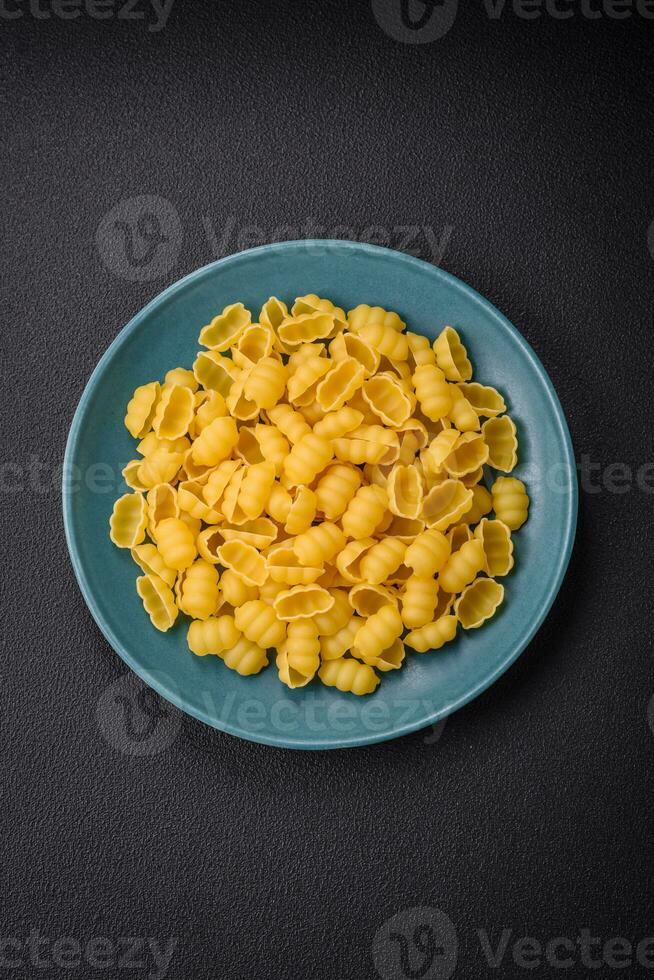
109;295;530;693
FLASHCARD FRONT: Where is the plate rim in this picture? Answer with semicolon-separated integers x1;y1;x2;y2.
62;240;578;750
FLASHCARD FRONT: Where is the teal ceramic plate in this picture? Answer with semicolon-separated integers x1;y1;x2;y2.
63;241;577;749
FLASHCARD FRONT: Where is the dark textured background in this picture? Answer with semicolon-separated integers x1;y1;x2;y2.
3;1;654;977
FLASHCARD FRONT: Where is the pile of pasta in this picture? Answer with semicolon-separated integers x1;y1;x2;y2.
109;295;529;695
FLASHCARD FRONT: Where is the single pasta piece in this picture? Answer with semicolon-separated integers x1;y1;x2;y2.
233;324;276;367
314;463;362;520
455;578;504;629
347;303;405;334
165;367;198;391
177;559;220;620
155;517;197;570
109;492;148;548
438;539;486;594
260;296;289;330
221;636;269;675
137;448;184;489
422;480;473;531
152;384;195;440
474;518;514;576
447;386;479;432
193;350;239;395
278;311;336;346
491;477;529;530
131;543;176;588
286;356;331;406
292;522;346;567
219;569;258;607
234;599;286;648
238;461;276;520
187;614;241;656
348;583;398;617
284;486;317;535
277;621;321;688
387;464;423;519
353;637;405;672
407;332;436;367
362;374;413;427
136;574;178;631
404;529;451;576
357;322;409;361
318;657;380;695
404;615;458;652
352;605;403;662
313;407;363;441
433;326;472;382
458;382;506;417
341;484;388;539
401;576;440;629
124;381;160;438
283;432;333;485
199;302;251;351
358;538;407;586
191;416;239;466
146;483;179;538
442;432;489;477
292;293;346;323
253;423;289;474
316;357;366;412
273;584;334;620
412;364;452;421
243;357;288;410
482;415;518;471
217;540;267;587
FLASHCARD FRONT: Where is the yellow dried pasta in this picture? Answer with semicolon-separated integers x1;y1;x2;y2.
110;290;529;695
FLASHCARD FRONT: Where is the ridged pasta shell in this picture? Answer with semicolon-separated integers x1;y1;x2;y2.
348;583;399;616
482;415;518;471
316;357;366;413
193;350;240;396
387;464;424;520
136;574;178;631
273;584;335;620
442;432;489;478
422;480;473;531
474;518;514;576
278;311;336;346
458;382;506;417
266;545;323;585
362;374;412;427
199;302;251;351
329;331;380;376
454;578;504;629
217;540;268;587
433;326;472;382
109;492;148;548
